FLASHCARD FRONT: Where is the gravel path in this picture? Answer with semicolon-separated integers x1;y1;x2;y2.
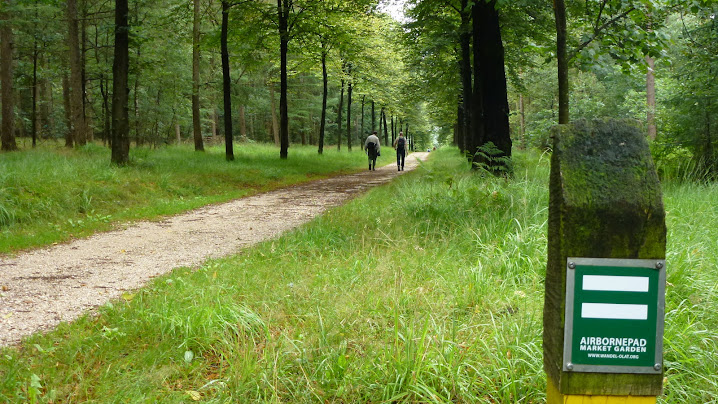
0;152;428;347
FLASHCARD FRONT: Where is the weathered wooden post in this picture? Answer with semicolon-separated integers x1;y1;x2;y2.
544;120;666;403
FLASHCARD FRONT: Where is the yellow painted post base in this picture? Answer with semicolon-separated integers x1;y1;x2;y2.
547;378;657;404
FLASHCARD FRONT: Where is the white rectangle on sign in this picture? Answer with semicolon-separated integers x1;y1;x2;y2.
582;275;649;292
581;303;648;320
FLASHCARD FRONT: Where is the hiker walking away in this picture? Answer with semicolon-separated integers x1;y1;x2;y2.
393;131;407;171
365;131;381;171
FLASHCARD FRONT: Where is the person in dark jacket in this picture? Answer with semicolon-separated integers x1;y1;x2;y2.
365;131;381;171
392;131;407;171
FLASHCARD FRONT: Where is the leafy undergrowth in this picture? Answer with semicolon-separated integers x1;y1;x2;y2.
0;143;371;254
1;148;715;402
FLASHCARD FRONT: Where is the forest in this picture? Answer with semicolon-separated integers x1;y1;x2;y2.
1;1;718;402
0;0;716;174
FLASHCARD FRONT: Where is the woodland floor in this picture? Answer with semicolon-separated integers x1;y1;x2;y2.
0;152;429;347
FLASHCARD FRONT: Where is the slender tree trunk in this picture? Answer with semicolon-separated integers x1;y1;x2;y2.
111;0;130;165
405;123;410;151
278;0;290;159
133;54;141;146
175;123;181;144
371;100;375;132
221;0;234;160
62;74;74;147
382;108;388;145
239;105;247;139
360;94;365;150
67;0;87;146
100;73;110;144
645;14;657;141
457;96;465;152
378;107;382;137
269;83;279;145
40;56;51;140
337;77;344;151
31;40;38;148
346;75;353;151
318;47;327;154
0;0;16;151
646;57;656;141
192;0;204;151
554;0;569;124
81;0;91;142
519;94;526;149
212;109;219;138
459;0;473;158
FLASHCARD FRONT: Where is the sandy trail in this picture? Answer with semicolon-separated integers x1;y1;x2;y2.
0;152;428;347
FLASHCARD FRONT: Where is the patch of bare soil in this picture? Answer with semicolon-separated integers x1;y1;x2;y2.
0;152;428;347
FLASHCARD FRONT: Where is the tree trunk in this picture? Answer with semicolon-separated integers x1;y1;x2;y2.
212;109;219;138
391;115;395;144
81;0;91;142
111;0;130;165
346;75;353;151
0;0;16;151
175;123;181;144
457;96;465;152
519;94;526;148
382;108;388;145
133;56;141;146
459;0;473;158
31;37;38;148
239;104;247;139
40;56;52;141
62;74;74;147
278;0;290;159
67;0;87;146
645;60;656;140
378;107;382;137
371;100;375;132
474;0;511;169
99;73;110;145
221;0;234;160
270;83;280;146
318;47;327;154
554;0;569;124
337;77;344;151
360;94;365;150
192;0;204;151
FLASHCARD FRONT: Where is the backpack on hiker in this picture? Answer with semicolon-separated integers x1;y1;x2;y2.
396;137;406;150
366;141;376;151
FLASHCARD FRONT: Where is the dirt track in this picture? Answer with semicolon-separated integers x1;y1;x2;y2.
0;152;428;347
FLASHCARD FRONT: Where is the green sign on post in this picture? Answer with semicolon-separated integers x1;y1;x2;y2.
563;258;666;375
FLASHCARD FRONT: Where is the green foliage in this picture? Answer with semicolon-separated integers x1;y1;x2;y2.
472;141;514;175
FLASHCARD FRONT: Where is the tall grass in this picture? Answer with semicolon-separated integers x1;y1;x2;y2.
0;143;370;253
1;148;716;402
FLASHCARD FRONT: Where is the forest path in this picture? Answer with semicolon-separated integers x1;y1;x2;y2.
0;152;429;347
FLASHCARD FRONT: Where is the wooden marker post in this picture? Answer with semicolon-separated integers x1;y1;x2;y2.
544;120;666;403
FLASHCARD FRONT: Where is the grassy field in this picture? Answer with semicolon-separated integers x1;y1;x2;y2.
0;143;372;254
1;148;716;402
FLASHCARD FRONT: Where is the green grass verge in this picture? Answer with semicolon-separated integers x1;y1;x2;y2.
0;142;373;254
1;148;716;402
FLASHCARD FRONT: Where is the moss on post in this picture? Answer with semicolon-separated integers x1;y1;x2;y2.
544;119;666;396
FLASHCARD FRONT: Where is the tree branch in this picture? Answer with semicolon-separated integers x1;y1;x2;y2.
570;6;636;59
